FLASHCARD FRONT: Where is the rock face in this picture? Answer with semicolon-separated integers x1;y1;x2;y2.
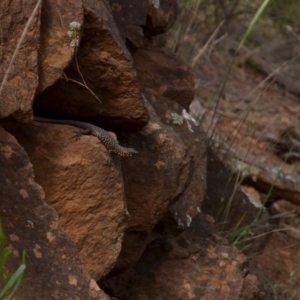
0;127;109;300
115;101;190;271
133;46;195;109
105;214;262;300
0;0;41;120
133;46;205;228
34;0;149;130
0;0;262;299
3;120;129;281
37;0;83;93
109;0;147;40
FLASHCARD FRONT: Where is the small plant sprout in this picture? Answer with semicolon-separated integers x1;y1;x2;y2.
68;21;81;47
150;0;160;9
0;220;26;299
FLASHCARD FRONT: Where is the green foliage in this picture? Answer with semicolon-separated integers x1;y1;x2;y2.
0;221;26;300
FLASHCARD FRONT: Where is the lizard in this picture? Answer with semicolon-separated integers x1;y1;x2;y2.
34;116;139;157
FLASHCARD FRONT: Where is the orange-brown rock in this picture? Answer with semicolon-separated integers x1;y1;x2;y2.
239;274;262;300
0;0;41;119
37;0;83;93
133;46;195;109
34;0;149;130
109;0;147;40
126;25;145;49
114;101;190;271
106;214;262;300
133;43;204;227
2;120;129;280
203;148;263;227
0;1;266;299
146;93;206;229
145;0;178;35
0;126;110;299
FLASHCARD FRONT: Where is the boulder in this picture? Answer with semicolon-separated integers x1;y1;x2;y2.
2;120;129;280
0;126;110;299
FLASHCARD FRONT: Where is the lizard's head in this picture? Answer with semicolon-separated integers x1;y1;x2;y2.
120;147;139;157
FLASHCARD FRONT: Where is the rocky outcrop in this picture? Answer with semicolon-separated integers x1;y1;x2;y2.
0;0;263;299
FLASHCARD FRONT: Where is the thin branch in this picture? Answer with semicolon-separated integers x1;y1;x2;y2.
62;73;102;104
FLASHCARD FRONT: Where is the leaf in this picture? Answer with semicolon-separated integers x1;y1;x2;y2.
0;264;26;300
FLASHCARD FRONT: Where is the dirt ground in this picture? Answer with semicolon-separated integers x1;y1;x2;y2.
189;39;300;298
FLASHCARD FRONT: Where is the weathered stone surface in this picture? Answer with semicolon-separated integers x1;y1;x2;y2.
114;101;190;271
3;120;129;280
127;25;145;49
35;0;149;130
0;0;41;119
0;126;109;299
133;46;195;109
134;44;203;228
239;274;263;300
106;214;261;300
145;0;178;35
147;93;206;229
109;0;147;40
37;0;83;93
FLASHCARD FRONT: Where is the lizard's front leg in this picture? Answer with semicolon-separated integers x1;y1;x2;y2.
72;129;91;140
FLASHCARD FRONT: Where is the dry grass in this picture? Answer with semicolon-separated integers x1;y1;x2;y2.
168;0;300;297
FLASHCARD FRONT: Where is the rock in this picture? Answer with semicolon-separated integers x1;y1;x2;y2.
114;100;190;271
240;274;263;300
109;0;147;40
146;94;206;230
0;0;264;299
133;46;195;109
34;0;148;130
133;42;204;228
0;0;41;119
37;0;83;93
109;42;204;270
127;25;145;49
105;214;261;300
201;148;269;255
103;63;263;298
2;120;129;280
0;126;110;299
145;0;179;36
